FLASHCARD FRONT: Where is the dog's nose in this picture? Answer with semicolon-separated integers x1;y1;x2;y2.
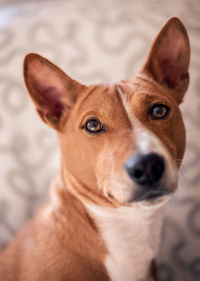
125;153;165;186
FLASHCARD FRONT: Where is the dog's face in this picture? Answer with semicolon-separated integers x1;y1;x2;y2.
24;18;190;208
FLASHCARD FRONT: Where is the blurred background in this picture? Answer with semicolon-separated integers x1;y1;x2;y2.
0;0;199;280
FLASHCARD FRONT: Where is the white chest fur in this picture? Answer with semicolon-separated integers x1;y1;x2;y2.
86;204;164;281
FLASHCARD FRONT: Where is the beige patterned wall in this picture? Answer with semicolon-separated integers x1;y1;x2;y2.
0;1;199;281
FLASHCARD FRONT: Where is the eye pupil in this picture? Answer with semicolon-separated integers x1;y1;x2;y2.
84;119;103;133
88;121;98;131
154;107;165;115
151;104;169;119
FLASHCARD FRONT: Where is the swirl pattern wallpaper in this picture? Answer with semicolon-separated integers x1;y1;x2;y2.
0;0;199;280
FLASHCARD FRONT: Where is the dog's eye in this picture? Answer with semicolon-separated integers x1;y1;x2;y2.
150;104;170;120
84;119;104;134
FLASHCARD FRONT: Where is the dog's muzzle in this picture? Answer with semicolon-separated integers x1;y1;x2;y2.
125;153;171;202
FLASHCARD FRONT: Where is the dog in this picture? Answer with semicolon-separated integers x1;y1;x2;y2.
0;17;190;281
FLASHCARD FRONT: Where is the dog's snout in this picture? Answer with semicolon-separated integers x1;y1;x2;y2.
125;153;165;186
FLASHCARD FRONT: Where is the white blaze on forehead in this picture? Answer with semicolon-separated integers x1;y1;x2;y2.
135;128;167;155
116;85;169;156
115;85;136;126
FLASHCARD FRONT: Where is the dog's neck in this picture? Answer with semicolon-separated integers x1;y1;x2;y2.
86;203;164;281
49;173;164;281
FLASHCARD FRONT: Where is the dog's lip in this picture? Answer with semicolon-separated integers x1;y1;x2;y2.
138;194;171;209
132;189;172;202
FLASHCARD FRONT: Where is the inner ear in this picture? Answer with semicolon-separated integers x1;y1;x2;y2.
24;53;85;130
141;17;190;103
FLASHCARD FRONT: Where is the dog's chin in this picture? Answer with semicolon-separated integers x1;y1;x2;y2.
108;190;172;209
105;182;174;208
136;194;171;209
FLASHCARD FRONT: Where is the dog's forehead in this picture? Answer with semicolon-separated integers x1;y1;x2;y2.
70;83;134;130
76;83;128;117
119;76;168;99
80;84;121;105
118;75;178;111
75;75;175;122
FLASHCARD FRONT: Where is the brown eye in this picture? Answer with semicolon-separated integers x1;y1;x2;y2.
84;119;104;134
150;104;170;120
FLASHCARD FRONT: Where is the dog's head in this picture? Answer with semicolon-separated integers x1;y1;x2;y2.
24;18;190;208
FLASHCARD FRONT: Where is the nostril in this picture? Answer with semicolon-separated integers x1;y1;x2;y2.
151;158;165;182
132;167;144;180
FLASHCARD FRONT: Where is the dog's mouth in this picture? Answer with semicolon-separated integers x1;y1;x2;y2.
138;194;171;209
133;189;172;202
131;189;172;209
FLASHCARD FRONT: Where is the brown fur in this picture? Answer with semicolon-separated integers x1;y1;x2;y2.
0;17;190;281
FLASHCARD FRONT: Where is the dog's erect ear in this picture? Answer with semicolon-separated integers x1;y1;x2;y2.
24;53;85;130
141;17;190;103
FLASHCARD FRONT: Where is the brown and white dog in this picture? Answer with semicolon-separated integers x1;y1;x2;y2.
0;17;190;281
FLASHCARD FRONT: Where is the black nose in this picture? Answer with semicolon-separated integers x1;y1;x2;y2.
125;153;165;186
